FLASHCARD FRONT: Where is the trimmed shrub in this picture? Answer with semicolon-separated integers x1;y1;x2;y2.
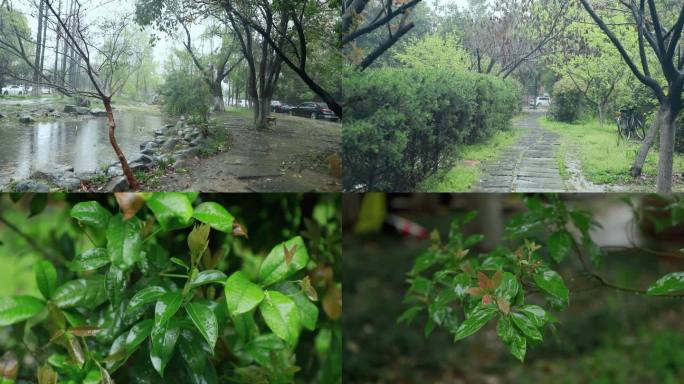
549;78;584;122
160;71;212;121
342;67;521;191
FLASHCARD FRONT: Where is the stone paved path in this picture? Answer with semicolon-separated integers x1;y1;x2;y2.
474;110;567;192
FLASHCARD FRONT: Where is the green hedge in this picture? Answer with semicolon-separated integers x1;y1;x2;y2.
549;78;585;123
342;67;521;191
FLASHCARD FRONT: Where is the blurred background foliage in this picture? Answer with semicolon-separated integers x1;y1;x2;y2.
0;193;341;384
342;193;684;384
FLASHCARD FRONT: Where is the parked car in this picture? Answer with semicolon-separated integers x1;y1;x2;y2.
533;96;551;107
1;85;26;96
270;100;293;113
289;102;339;121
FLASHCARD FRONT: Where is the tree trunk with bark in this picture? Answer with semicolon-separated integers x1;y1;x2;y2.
656;103;676;193
103;97;139;190
32;0;44;96
210;80;224;112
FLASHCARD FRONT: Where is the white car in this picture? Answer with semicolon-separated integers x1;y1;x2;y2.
1;85;26;96
534;96;551;107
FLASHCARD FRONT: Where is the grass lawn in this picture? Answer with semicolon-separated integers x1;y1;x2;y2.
539;117;684;190
418;117;523;191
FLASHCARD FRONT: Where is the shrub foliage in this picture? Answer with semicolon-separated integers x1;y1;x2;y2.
342;67;521;191
401;195;684;362
0;193;341;383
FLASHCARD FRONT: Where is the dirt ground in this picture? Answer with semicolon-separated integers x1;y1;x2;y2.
146;110;341;192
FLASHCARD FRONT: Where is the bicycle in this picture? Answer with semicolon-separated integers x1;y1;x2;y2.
616;107;645;141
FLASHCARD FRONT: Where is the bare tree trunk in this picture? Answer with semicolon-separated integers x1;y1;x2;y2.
630;107;660;178
103;97;139;190
255;96;271;127
211;80;224;112
39;9;48;73
32;0;45;96
656;104;675;193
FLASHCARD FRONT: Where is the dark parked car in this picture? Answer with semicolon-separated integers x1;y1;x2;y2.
273;103;293;113
289;102;338;121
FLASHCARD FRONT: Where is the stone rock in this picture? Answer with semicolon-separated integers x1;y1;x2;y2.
129;162;151;172
140;140;157;150
47;107;55;112
141;147;156;156
19;115;34;123
189;138;202;147
107;165;124;177
13;180;50;192
90;108;107;117
154;136;166;144
63;105;91;115
174;147;200;161
54;176;81;191
161;138;179;151
0;112;6;118
105;176;128;192
130;154;154;164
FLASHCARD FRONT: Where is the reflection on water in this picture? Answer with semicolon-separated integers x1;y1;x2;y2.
0;111;163;186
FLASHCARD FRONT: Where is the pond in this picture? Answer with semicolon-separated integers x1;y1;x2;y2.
0;111;164;186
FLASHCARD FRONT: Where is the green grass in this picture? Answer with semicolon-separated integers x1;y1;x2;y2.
419;117;524;191
539;117;684;189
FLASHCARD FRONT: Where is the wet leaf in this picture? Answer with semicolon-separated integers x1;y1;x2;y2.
647;271;684;295
548;230;573;263
70;248;110;271
225;271;264;315
34;260;58;300
494;272;519;301
115;193;145;220
533;270;569;303
52;275;107;309
496;316;526;361
453;305;497;341
154;291;183;327
243;334;286;366
150;321;179;377
105;266;126;307
259;236;309;286
127;286;166;319
185;302;218;349
124;319;154;354
187;224;211;259
511;312;543;341
259;291;300;347
193;202;235;232
517;305;548;327
70;201;112;231
107;214;142;270
146;192;194;230
190;269;227;289
0;296;45;326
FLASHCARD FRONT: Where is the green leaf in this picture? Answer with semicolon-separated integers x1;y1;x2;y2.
150;321;179;377
398;306;422;324
233;312;259;342
533;270;569;303
453;273;471;299
0;296;45;326
178;329;211;372
105;266;126;307
106;214;142;270
124;319;154;353
258;236;309;286
225;271;265;315
146;193;194;230
193;202;235;233
510;312;543;342
494;272;519;301
34;260;58;300
276;282;318;331
190;270;227;289
453;305;497;341
517;305;548;327
29;194;48;218
243;334;286;366
496;316;526;361
71;248;110;271
52;275;107;309
70;201;112;231
548;230;573;263
259;291;300;347
647;272;684;295
185;302;218;350
154;291;183;327
127;286;167;319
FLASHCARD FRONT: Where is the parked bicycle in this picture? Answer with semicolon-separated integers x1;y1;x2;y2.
616;107;645;140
